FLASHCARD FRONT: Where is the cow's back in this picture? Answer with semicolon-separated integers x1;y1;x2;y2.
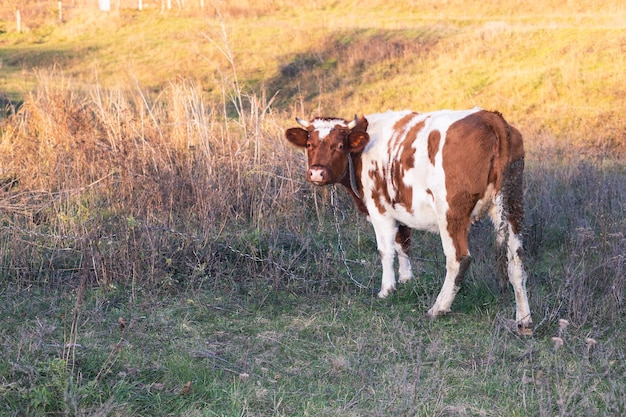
360;108;488;228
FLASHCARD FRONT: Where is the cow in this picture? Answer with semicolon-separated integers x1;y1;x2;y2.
285;108;533;335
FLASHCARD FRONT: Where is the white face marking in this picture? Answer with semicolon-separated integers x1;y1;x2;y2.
311;119;347;140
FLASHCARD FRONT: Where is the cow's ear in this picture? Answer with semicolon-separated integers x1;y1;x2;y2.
348;130;369;153
355;116;368;132
285;127;309;148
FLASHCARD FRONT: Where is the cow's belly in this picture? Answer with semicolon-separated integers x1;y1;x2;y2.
396;210;440;233
374;190;442;234
393;202;440;233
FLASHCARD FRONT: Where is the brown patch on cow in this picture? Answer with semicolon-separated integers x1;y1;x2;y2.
455;255;472;286
395;225;411;254
443;113;497;261
446;191;473;260
428;130;441;165
369;161;389;215
392;113;418;134
402;121;424;170
389;120;424;213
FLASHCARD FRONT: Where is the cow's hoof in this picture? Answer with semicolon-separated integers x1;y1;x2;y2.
427;307;450;318
377;286;395;298
399;274;413;284
517;322;534;336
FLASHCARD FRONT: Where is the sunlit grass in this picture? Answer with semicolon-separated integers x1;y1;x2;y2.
1;0;625;148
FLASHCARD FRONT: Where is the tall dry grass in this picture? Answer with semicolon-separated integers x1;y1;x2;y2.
0;70;322;293
0;69;624;331
523;138;625;331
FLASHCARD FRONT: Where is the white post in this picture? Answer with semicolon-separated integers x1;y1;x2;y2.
99;0;110;11
138;0;142;11
16;9;21;33
58;1;63;23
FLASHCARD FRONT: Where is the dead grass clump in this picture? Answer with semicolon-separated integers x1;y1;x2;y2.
0;72;313;291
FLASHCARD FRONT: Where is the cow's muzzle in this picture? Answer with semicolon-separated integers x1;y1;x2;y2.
308;165;331;185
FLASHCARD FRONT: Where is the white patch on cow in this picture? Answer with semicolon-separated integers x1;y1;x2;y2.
372;217;401;298
427;212;464;317
311;118;347;140
491;194;506;246
507;230;531;325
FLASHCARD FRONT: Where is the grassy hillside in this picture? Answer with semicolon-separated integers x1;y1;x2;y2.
1;0;625;148
0;1;625;415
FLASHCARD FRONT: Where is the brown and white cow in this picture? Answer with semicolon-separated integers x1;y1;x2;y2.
285;108;533;335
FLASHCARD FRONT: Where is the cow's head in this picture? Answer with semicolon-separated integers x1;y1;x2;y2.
285;115;369;185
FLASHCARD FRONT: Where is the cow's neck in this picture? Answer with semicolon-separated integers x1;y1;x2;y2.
340;153;368;215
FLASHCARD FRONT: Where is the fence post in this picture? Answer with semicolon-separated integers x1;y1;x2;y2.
99;0;110;11
16;9;21;33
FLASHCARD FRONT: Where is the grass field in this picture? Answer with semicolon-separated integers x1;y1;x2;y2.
1;1;625;416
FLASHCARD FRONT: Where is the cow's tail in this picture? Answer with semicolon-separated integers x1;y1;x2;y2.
485;111;526;294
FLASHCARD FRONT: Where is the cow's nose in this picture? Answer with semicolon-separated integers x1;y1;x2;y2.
309;167;326;183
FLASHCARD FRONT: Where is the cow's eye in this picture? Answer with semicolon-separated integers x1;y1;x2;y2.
306;142;312;148
337;143;344;151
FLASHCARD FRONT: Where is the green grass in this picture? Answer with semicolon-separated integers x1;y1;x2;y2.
2;284;624;416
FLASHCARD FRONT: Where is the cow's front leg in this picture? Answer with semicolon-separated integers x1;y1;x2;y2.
372;218;398;298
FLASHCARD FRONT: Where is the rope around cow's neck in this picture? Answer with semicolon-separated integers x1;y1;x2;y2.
347;155;361;199
330;185;372;291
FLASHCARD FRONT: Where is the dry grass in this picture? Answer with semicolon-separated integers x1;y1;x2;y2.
0;71;314;293
0;68;623;325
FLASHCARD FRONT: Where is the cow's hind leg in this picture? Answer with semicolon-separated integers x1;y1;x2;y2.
428;206;473;317
396;225;413;283
490;164;533;335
